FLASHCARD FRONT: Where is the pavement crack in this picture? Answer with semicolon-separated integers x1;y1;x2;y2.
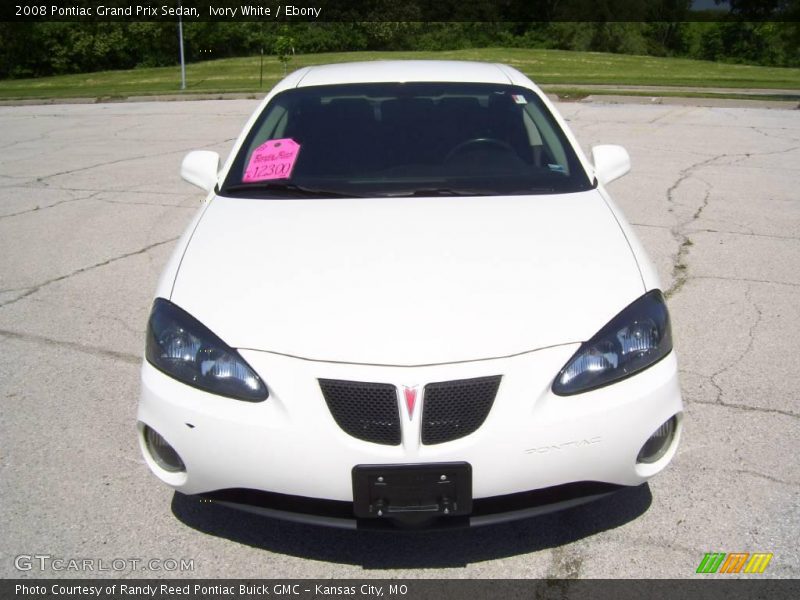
691;275;800;289
691;188;710;221
34;139;228;183
689;398;799;419
628;221;797;243
630;222;672;230
0;237;178;309
647;105;693;125
22;296;144;337
733;144;800;159
61;186;188;196
727;469;799;488
96;198;196;209
686;228;799;241
665;158;717;298
36;151;179;182
659;135;795;300
750;126;800;143
1;183;189;197
0;191;101;220
680;284;792;420
707;285;762;401
0;328;140;365
0;133;48;151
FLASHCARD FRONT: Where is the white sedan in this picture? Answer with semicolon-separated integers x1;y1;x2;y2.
137;60;683;529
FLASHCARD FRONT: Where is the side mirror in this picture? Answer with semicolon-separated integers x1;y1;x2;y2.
591;145;630;185
180;150;220;192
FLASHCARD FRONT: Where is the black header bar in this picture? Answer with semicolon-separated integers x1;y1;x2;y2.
4;0;800;23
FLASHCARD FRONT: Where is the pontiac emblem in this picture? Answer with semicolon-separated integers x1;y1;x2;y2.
403;386;418;418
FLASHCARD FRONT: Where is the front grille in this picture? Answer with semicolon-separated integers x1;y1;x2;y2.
319;379;400;446
421;375;501;445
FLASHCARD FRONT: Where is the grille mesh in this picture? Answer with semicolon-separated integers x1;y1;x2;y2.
421;375;501;445
319;379;401;446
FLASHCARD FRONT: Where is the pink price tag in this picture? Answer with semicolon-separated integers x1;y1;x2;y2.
243;138;300;182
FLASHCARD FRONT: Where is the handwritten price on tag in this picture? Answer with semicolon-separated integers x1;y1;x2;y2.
243;138;300;182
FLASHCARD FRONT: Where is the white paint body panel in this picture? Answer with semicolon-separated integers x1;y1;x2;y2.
139;349;682;499
170;191;643;365
139;60;683;518
296;60;513;87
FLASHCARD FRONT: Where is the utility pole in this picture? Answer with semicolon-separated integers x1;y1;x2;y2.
178;1;186;90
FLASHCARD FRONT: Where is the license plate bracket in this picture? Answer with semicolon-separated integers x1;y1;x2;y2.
352;462;472;519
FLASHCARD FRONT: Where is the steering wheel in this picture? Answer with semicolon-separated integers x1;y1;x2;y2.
444;137;516;163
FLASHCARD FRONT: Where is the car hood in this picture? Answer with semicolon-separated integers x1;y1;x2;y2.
170;192;644;365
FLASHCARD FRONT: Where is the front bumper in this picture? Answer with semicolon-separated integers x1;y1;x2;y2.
137;343;683;527
195;481;628;530
191;481;629;530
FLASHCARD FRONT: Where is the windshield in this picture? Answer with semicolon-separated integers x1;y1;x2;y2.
221;82;593;198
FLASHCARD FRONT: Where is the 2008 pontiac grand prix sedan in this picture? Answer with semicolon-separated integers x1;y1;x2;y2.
137;60;683;529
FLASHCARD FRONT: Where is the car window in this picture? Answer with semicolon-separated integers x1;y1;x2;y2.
244;103;289;156
222;82;593;197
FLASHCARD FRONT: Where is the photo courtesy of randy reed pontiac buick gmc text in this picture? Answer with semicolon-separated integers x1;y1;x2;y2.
14;584;401;596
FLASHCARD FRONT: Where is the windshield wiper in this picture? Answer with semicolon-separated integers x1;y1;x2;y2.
382;187;489;197
222;182;361;198
382;186;556;197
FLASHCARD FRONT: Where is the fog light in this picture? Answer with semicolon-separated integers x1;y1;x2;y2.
637;416;677;464
144;426;185;473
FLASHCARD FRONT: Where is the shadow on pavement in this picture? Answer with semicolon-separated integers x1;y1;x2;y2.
171;484;652;569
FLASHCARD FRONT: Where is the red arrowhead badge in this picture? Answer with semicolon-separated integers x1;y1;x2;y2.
403;386;418;418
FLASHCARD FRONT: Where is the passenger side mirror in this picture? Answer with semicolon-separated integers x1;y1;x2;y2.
180;150;220;192
591;145;630;185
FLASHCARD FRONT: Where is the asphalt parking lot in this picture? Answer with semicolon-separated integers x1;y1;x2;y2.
0;98;798;579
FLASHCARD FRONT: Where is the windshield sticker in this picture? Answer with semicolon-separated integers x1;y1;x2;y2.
548;164;566;173
243;138;300;182
511;94;527;104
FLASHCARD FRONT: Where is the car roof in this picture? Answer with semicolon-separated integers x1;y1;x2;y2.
295;60;517;87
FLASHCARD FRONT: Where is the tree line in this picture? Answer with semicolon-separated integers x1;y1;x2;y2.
1;19;798;80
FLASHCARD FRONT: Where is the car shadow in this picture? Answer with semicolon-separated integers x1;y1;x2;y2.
171;484;652;569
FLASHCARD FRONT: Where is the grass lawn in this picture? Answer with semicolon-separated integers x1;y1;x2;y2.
1;48;799;100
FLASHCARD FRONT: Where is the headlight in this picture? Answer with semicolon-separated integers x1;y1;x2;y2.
145;298;268;402
552;290;672;396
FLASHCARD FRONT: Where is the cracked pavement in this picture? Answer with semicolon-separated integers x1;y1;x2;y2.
0;100;798;579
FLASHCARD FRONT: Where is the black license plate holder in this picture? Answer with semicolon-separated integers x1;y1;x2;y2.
352;462;472;519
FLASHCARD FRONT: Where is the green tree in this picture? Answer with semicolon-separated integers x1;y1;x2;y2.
274;26;295;76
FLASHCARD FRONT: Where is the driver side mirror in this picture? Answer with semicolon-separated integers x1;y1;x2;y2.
591;145;630;185
180;150;220;192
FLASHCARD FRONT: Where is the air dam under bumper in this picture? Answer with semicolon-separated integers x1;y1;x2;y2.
194;481;629;530
137;343;683;526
